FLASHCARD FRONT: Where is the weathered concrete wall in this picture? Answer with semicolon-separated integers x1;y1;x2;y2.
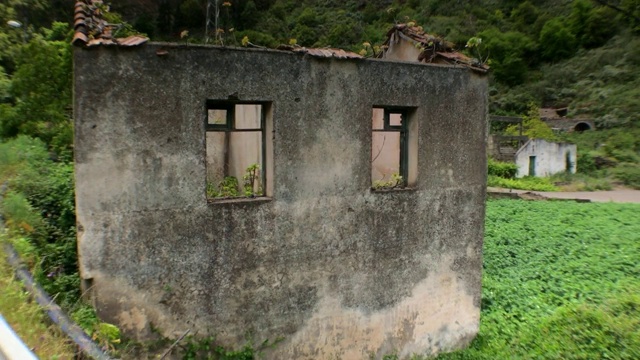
74;44;488;359
515;139;577;177
384;35;422;62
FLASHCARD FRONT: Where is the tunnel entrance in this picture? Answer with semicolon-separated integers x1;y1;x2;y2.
574;122;591;132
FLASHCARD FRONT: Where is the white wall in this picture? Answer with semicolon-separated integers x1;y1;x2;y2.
515;139;577;178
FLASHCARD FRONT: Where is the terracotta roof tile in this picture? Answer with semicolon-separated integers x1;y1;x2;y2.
117;35;150;47
384;24;489;73
72;0;148;48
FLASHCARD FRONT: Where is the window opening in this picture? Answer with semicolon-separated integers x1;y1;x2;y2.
371;107;409;190
206;102;267;199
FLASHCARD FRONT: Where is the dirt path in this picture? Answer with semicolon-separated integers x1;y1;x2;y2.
487;188;640;203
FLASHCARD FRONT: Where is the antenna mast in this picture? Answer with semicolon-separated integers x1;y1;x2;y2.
205;0;220;44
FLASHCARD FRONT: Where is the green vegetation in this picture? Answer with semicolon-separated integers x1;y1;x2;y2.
505;105;558;142
1;1;640;358
91;0;640;132
487;174;560;192
207;163;264;198
0;136;124;355
180;335;284;360
550;171;613;191
0;236;76;359
182;335;254;360
560;127;640;189
487;157;560;191
372;172;404;190
434;199;640;359
487;158;518;179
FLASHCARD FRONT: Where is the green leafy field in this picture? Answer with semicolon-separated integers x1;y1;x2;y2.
438;199;640;359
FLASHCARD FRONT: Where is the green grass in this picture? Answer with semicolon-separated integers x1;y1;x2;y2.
0;236;76;359
549;172;614;191
488;175;560;191
434;199;640;359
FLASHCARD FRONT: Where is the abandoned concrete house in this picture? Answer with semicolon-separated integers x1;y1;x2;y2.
488;115;578;178
73;3;489;358
514;139;577;177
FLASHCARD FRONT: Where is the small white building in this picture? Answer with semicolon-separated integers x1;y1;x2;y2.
515;139;577;178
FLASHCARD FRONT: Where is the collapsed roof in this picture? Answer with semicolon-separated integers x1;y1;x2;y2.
72;0;148;47
383;24;489;73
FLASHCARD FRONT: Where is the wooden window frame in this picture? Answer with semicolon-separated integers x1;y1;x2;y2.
205;100;268;199
372;107;409;188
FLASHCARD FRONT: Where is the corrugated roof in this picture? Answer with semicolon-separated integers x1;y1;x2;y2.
277;45;363;59
383;24;489;73
72;0;148;48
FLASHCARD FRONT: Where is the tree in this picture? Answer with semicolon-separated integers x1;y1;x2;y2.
570;0;618;48
507;105;558;141
478;27;536;85
539;18;577;62
594;0;640;29
2;23;73;154
510;1;539;33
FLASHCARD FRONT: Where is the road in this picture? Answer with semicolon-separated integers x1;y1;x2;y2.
487;188;640;203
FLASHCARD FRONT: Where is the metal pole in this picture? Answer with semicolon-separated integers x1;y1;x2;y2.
215;0;220;43
0;314;38;360
205;0;211;44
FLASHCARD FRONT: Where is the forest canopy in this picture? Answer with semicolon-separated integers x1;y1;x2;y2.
1;0;640;153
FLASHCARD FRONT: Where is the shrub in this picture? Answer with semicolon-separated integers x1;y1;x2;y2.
539;18;577;61
0;136;79;309
505;105;558;141
576;151;597;174
487;175;559;191
578;177;613;191
1;191;44;235
613;164;640;189
487;158;518;179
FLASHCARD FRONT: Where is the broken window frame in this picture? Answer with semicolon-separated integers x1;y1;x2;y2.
205;100;268;200
371;107;409;189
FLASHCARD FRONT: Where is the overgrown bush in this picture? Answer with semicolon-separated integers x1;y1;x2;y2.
550;171;613;191
1;190;44;235
0;136;78;308
576;151;598;174
487;175;559;191
613;164;640;189
487;158;518;179
505;105;558;141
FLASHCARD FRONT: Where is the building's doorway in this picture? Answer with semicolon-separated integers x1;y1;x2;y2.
529;156;536;176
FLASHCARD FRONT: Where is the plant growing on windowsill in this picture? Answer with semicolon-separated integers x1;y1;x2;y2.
372;173;404;191
207;164;264;199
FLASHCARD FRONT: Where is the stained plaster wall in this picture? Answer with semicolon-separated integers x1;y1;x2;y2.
384;35;422;62
73;44;488;359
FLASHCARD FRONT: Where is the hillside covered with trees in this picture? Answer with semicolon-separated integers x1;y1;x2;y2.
3;0;640;129
3;0;639;190
0;1;639;358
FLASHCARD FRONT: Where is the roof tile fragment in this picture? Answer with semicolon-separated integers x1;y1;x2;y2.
72;0;148;48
